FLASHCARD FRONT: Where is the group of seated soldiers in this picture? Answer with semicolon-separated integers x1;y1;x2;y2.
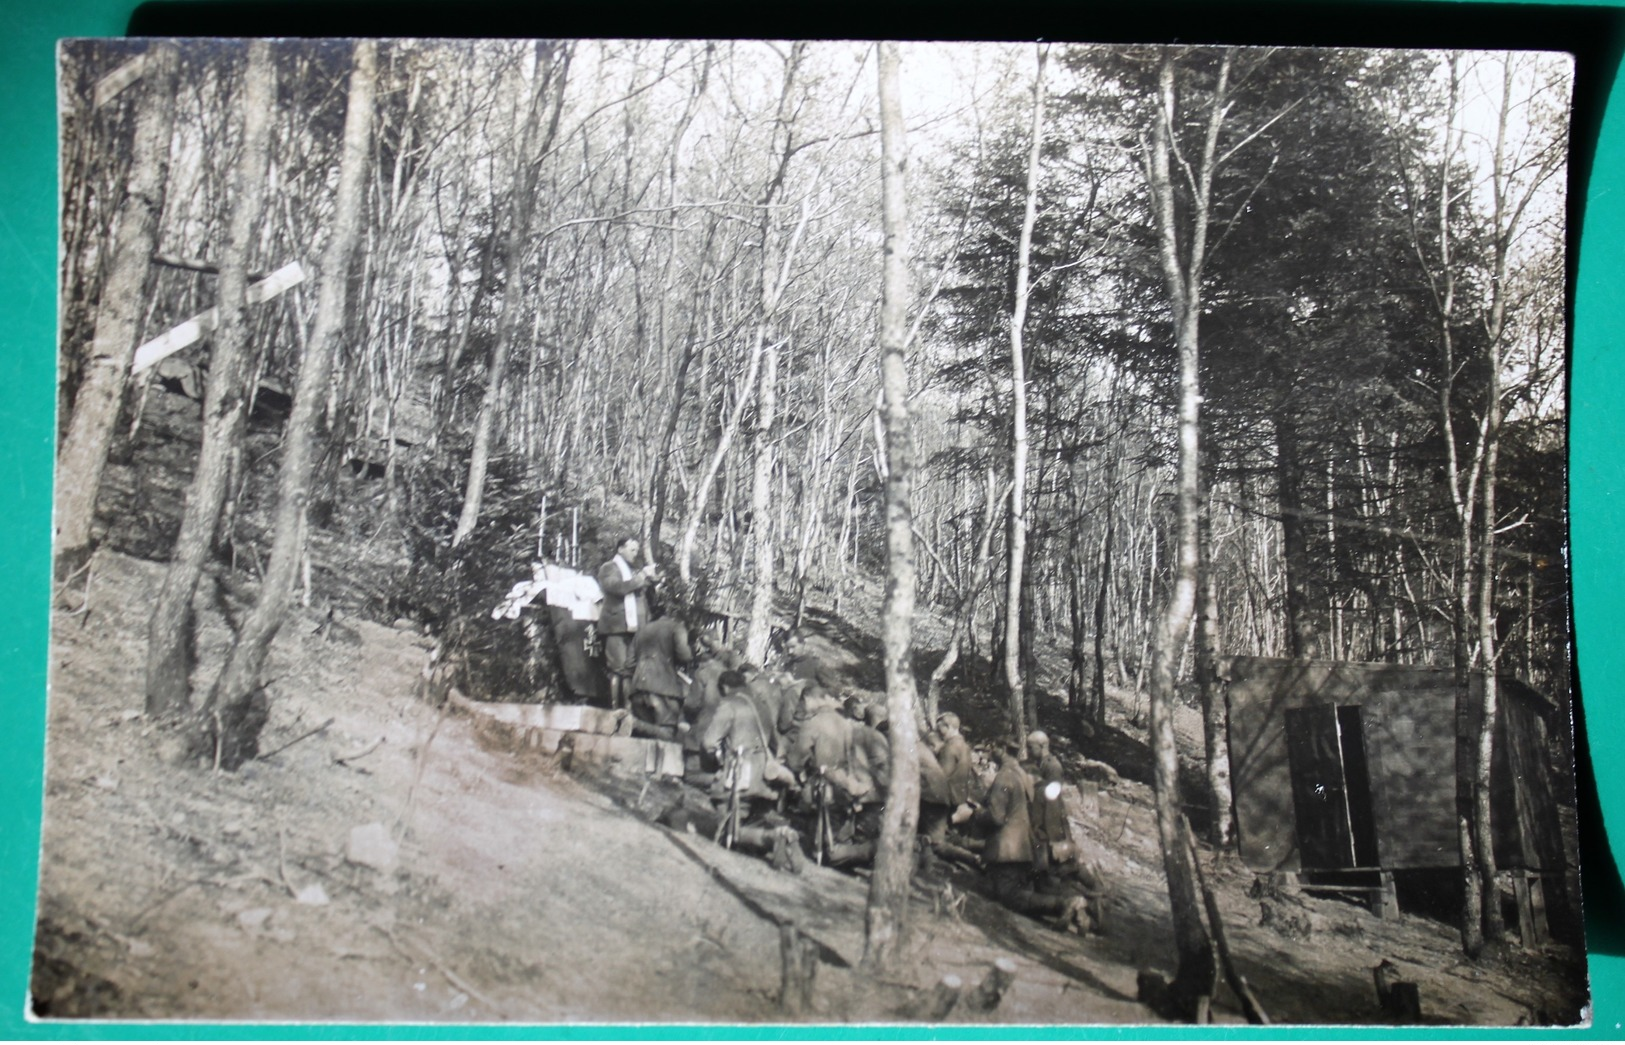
614;617;1099;936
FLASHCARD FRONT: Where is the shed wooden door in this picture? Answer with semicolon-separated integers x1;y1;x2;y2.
1284;705;1357;869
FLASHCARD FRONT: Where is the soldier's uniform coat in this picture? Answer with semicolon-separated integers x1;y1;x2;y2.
938;732;976;806
982;757;1036;865
630;618;692;699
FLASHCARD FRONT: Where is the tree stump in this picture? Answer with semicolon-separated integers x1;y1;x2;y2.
967;957;1018;1011
1373;960;1421;1022
777;923;818;1015
919;973;962;1020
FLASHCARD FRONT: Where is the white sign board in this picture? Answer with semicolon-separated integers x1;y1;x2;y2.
130;261;305;376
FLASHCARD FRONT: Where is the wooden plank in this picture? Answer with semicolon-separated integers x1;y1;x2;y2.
93;54;148;108
130;261;305;375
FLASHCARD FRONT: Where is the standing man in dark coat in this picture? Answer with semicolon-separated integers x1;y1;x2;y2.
628;614;692;739
597;535;656;710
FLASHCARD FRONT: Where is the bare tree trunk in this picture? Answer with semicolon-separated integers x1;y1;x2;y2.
925;472;1007;720
452;42;570;548
1275;414;1315;659
678;331;766;585
1092;509;1114;725
1474;380;1504;944
741;44;809;664
1144;48;1224;1019
55;42;179;573
201;41;376;769
145;41;275;718
647;252;711;556
1468;55;1533;948
863;40;920;975
1002;43;1046;751
744;334;780;664
1417;55;1488;958
1196;491;1233;846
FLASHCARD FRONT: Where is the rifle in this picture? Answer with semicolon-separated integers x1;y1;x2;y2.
814;771;832;866
715;748;743;850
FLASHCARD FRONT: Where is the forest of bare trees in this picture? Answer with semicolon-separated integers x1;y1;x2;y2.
53;38;1571;994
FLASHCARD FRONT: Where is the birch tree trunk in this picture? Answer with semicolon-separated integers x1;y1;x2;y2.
863;39;920;975
201;40;376;769
1144;48;1223;1019
744;333;780;663
145;41;275;718
1467;52;1556;947
1196;489;1233;846
55;42;179;574
1002;44;1046;749
741;43;808;665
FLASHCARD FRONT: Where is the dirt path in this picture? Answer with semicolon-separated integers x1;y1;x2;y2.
31;551;1587;1027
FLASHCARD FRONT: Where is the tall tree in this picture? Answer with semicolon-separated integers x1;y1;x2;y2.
863;39;921;974
451;41;571;548
743;42;811;665
1001;44;1047;748
1396;50;1567;954
203;40;377;768
1142;46;1227;1020
54;41;179;573
145;41;276;717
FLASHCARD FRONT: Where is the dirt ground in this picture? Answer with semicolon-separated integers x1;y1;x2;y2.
30;550;1589;1027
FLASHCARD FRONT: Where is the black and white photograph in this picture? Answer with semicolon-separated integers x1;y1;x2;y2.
37;36;1586;1025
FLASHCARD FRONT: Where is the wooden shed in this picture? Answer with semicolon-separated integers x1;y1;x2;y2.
1221;656;1570;937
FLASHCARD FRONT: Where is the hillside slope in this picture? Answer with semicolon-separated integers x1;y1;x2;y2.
31;551;1587;1027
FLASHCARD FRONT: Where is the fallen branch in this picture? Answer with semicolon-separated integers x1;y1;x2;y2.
394;701;450;837
256;716;335;761
376;925;507;1018
129;878;203;929
1185;818;1269;1025
334;736;385;765
276;824;298;899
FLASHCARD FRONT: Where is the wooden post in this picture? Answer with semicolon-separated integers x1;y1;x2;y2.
1512;872;1547;948
1375;869;1398;920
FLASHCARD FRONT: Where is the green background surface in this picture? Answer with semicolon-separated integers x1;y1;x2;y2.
2;0;1622;1037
